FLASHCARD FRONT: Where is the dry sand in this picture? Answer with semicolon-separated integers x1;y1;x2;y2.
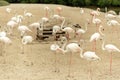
0;4;120;80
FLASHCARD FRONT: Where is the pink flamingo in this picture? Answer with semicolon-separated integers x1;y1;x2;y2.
56;7;62;15
44;6;50;17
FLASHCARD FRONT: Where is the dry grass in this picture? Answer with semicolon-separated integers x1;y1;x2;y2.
0;4;120;80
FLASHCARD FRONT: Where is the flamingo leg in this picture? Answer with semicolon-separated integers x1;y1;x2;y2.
96;24;97;32
92;40;96;52
45;10;48;17
78;34;81;43
110;52;112;75
0;42;2;56
89;61;92;80
66;32;69;41
68;53;72;77
54;52;57;72
21;44;24;54
94;40;96;52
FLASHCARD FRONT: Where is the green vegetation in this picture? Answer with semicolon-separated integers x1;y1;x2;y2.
4;0;120;7
0;0;9;6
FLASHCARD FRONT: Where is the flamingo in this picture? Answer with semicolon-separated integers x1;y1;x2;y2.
0;36;12;56
102;38;120;74
21;35;33;54
24;10;33;17
90;8;100;23
52;25;61;40
57;37;81;77
90;8;100;16
24;10;33;24
6;20;18;35
56;7;62;15
51;14;61;22
80;8;84;14
92;15;101;31
52;17;74;41
41;17;49;24
76;19;89;42
107;19;120;40
29;22;40;29
80;48;101;80
105;14;116;20
107;10;117;15
118;12;120;19
44;6;50;17
90;25;104;52
18;25;32;38
50;43;62;72
6;7;11;13
0;31;7;37
60;17;75;41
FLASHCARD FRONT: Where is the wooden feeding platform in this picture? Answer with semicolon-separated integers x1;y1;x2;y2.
36;27;65;41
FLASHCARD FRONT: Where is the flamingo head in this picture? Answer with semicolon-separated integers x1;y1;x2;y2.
97;8;100;11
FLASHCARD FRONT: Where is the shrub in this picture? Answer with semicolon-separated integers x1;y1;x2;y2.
0;0;9;6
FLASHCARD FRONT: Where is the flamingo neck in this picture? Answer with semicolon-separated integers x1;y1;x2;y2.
99;26;104;36
60;17;65;30
85;23;88;32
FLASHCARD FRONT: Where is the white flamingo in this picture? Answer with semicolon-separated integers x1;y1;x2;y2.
60;17;75;40
92;15;101;31
107;19;120;39
0;31;7;37
90;25;104;52
6;20;18;35
51;14;61;22
24;10;32;17
0;36;12;56
41;17;49;24
29;22;40;29
105;14;116;20
6;7;11;13
107;10;117;15
21;35;33;54
52;25;61;40
52;17;74;41
57;37;81;77
102;38;120;74
76;20;89;42
50;43;61;72
107;20;120;26
18;25;32;38
80;48;100;80
80;8;84;14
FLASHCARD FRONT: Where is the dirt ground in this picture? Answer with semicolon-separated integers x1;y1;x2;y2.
0;4;120;80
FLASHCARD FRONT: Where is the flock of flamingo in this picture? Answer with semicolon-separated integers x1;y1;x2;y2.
0;4;120;80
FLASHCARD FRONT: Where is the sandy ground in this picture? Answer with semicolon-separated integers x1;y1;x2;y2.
0;4;120;80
